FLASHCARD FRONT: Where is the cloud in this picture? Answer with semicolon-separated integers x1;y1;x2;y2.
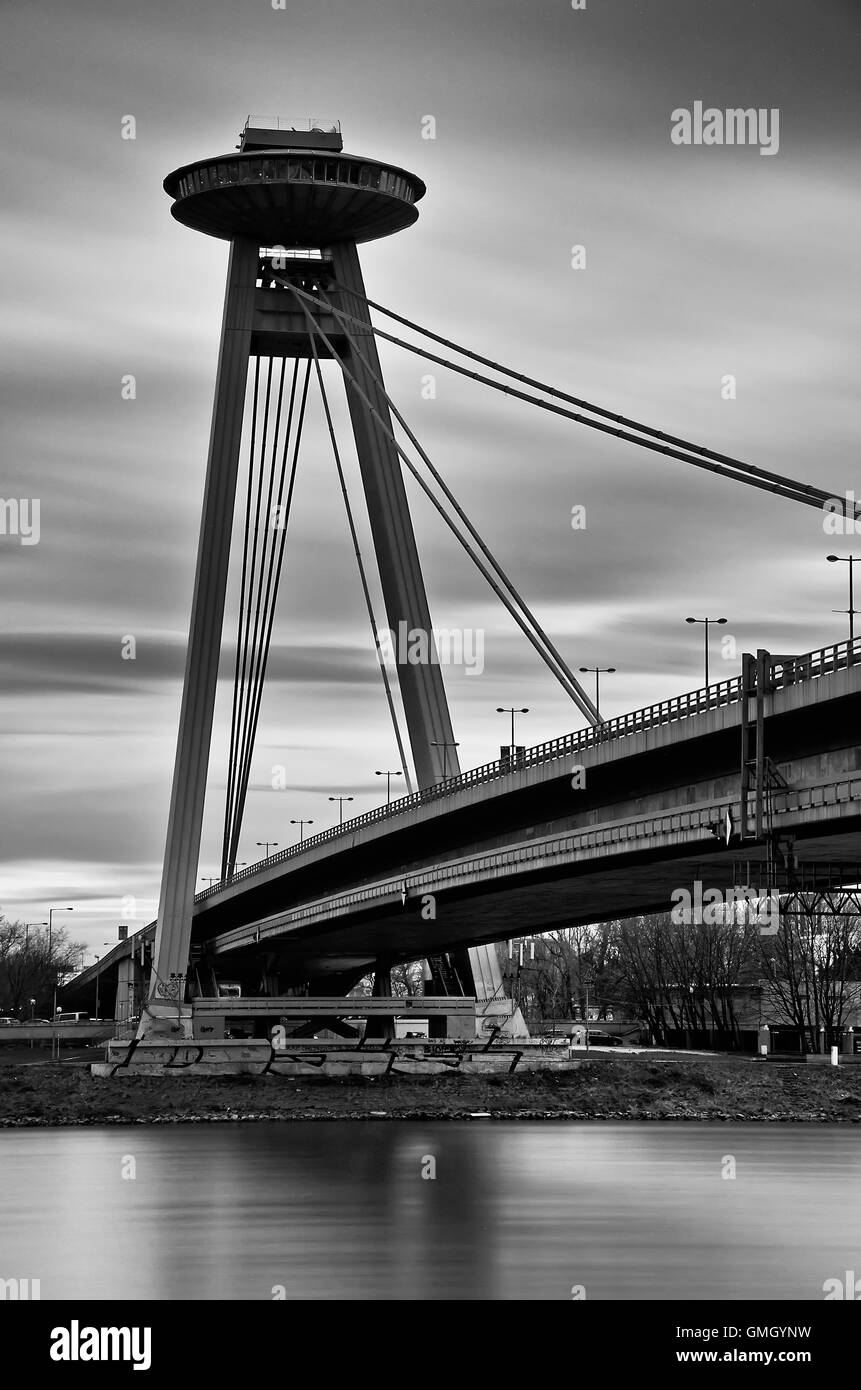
3;0;859;951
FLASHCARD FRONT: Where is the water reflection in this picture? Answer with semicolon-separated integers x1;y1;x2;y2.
0;1123;857;1300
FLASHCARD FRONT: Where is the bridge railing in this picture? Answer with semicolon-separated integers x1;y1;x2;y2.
770;638;858;687
197;635;860;901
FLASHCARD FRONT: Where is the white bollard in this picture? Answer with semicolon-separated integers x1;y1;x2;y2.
831;1045;839;1066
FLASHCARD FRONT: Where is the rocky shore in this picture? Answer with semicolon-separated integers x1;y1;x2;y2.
1;1057;860;1125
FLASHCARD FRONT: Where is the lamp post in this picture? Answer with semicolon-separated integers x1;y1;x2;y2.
496;706;529;755
93;955;100;1021
256;841;279;859
290;819;314;845
826;555;859;642
685;616;727;687
47;906;73;957
47;906;73;1024
102;939;117;1022
328;796;354;826
200;876;219;889
583;968;595;1053
375;770;403;804
25;922;47;948
577;669;615;723
429;742;460;780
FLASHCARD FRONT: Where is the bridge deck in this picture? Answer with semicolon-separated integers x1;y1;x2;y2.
62;637;861;1009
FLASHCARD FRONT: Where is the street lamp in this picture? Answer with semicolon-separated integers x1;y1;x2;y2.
826;555;859;642
47;906;73;956
200;876;219;888
577;669;615;723
328;796;354;826
47;906;73;1024
256;841;279;859
496;707;529;752
429;742;460;779
685;616;727;688
290;819;314;844
583;968;595;1053
93;955;100;1021
375;770;403;805
102;939;117;1018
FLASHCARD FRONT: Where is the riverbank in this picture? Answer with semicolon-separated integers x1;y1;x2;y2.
1;1057;861;1124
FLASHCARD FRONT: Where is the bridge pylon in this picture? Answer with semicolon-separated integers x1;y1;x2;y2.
142;120;507;1037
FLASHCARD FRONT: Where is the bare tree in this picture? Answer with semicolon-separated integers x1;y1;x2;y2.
757;893;861;1051
350;959;424;999
0;914;84;1016
609;910;759;1043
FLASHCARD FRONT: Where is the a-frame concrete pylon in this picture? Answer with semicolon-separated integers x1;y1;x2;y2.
144;121;507;1035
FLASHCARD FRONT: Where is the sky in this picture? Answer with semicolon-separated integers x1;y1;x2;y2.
1;0;859;964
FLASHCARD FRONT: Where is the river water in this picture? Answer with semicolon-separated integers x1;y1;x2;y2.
0;1123;858;1300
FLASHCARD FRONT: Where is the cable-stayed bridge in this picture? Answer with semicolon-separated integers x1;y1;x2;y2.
70;636;860;1037
60;119;859;1059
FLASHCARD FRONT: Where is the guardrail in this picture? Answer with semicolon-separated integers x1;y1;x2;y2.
0;1023;114;1042
196;636;860;902
192;995;475;1018
245;116;341;133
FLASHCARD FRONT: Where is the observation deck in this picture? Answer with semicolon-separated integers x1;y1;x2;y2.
164;122;425;245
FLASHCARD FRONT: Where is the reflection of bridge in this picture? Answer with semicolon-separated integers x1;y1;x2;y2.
68;636;860;1026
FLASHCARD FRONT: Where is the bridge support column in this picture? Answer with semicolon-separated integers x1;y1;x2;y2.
115;954;144;1027
365;957;395;1041
331;241;458;788
740;648;772;843
143;237;258;1038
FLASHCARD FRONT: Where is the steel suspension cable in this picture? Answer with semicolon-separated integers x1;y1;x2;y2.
290;281;833;511
232;361;310;854
233;359;300;834
284;278;599;723
222;357;262;882
225;357;275;874
228;361;313;873
236;360;284;782
315;283;600;723
228;357;292;869
306;326;415;795
232;357;288;821
332;280;833;506
288;287;599;724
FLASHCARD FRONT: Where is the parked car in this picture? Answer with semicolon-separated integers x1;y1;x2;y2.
28;1018;52;1025
587;1030;624;1047
55;1012;90;1024
0;1017;22;1027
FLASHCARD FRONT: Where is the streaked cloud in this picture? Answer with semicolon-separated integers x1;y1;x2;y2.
2;0;859;953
